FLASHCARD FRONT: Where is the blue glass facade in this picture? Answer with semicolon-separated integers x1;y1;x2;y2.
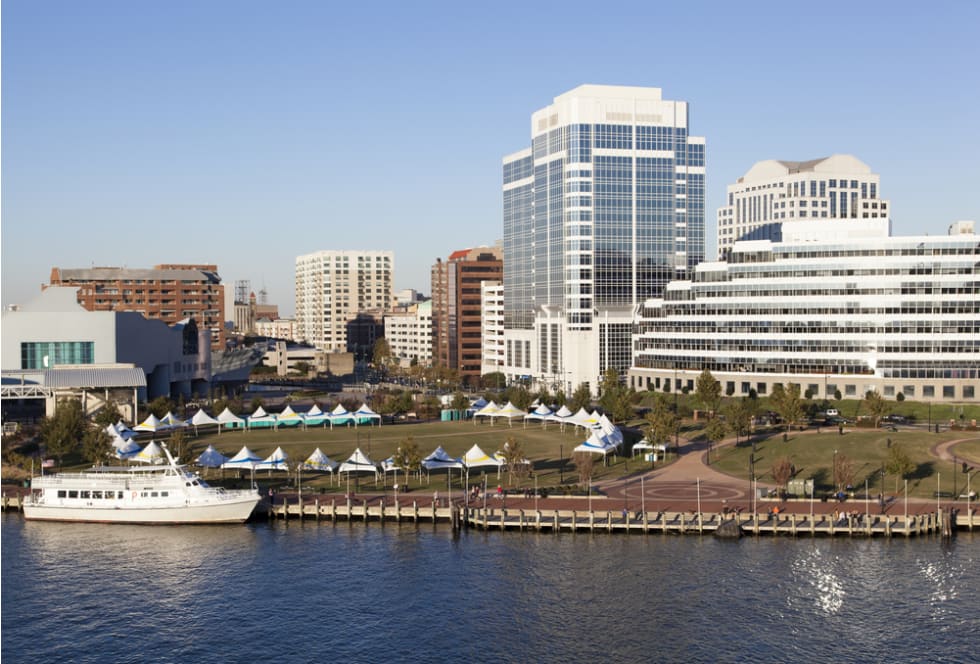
503;90;705;332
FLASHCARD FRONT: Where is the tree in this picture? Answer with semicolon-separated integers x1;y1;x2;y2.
81;426;113;466
834;389;842;402
572;451;595;485
93;400;123;428
770;383;803;432
553;388;567;408
481;372;507;391
694;369;722;418
834;453;854;492
450;391;470;412
505;385;532;411
40;399;86;465
885;444;915;493
372;338;393;371
771;457;794;494
645;394;678;451
703;417;727;461
168;427;193;464
896;392;906;403
500;436;528;486
146;396;176;419
599;368;620;397
723;398;754;446
393;436;423;485
568;383;592;412
863;390;887;428
292;361;312;377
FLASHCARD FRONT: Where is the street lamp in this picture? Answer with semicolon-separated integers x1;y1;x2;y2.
559;443;564;483
833;449;838;493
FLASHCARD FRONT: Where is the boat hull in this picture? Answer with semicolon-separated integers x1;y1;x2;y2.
23;496;260;524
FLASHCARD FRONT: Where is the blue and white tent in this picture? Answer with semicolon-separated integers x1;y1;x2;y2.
221;445;262;469
422;446;463;471
276;406;303;428
195;444;229;468
329;404;353;427
302;405;328;427
255;446;289;471
247;406;277;429
338;448;378;478
353;403;382;426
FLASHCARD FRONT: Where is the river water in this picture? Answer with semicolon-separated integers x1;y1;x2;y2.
2;515;977;663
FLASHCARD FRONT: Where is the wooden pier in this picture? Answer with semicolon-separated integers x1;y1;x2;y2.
4;492;977;536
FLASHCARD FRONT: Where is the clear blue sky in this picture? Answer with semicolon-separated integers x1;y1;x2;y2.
4;0;978;317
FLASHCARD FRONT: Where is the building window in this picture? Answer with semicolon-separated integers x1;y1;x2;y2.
21;341;95;369
883;386;895;397
845;384;856;396
943;385;955;399
923;386;935;398
964;386;975;399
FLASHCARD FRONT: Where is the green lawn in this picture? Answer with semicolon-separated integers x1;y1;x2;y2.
186;420;655;494
709;429;980;499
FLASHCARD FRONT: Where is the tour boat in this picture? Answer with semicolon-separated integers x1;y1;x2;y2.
23;444;261;524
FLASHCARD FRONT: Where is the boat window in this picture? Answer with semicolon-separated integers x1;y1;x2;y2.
186;482;192;487
192;481;200;486
116;491;124;499
68;491;78;498
80;491;91;499
161;491;169;497
141;492;149;497
92;491;103;499
57;490;67;498
151;492;159;497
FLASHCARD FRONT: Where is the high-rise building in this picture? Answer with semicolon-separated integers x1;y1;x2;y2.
480;280;505;378
47;264;226;351
294;250;394;352
502;84;705;394
716;154;890;258
431;246;503;386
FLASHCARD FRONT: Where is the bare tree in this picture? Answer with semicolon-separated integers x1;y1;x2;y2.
572;451;595;485
834;453;854;492
771;457;793;494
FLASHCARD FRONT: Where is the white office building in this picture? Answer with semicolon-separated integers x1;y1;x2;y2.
717;154;890;258
480;281;505;377
501;84;705;394
383;300;432;368
295;250;394;352
629;220;980;403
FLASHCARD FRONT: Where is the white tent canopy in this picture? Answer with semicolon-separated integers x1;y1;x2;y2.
160;411;188;429
276;406;304;427
303;448;338;472
569;407;599;430
247;407;278;429
216;407;246;430
462;444;504;470
303;405;328;427
134;413;164;432
490;401;525;425
255;446;289;471
573;429;617;456
329;404;353;427
112;436;141;459
422;446;463;471
473;401;500;421
133;440;165;463
189;409;221;435
354;403;382;426
195;444;229;467
338;448;378;477
222;446;262;469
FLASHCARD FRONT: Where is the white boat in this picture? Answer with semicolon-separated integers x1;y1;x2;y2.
23;443;261;524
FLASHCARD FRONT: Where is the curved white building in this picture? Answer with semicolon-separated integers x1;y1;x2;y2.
629;221;979;403
717;154;890;258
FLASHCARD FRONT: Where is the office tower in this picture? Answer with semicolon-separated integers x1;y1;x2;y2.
431;246;503;386
502;84;705;394
716;154;889;257
295;250;394;352
48;264;226;351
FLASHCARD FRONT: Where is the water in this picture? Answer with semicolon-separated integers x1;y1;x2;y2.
2;514;977;663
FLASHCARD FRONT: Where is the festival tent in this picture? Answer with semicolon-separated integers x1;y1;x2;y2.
490;401;526;426
597;414;623;448
247;406;278;429
303;448;338;472
221;445;262;470
216;407;246;430
134;413;164;433
189;409;221;435
115;420;135;437
112;436;141;459
380;456;401;474
470;397;488;410
255;446;289;472
328;404;353;427
353;403;382;426
569;407;600;430
132;440;165;463
573;429;617;456
338;448;379;479
523;404;554;427
160;411;188;429
302;405;328;427
462;443;503;480
472;400;500;424
422;446;464;471
195;444;229;467
546;405;574;429
275;406;304;428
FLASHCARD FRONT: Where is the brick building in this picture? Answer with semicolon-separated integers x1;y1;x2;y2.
47;264;226;350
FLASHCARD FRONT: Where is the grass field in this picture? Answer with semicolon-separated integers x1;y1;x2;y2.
709;428;980;500
187;419;655;494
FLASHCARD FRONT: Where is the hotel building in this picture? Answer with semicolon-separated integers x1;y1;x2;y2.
716;155;889;258
480;281;505;378
502;84;705;394
628;220;980;403
294;250;394;352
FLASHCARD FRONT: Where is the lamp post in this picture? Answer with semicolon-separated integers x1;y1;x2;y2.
559;443;564;483
833;449;838;493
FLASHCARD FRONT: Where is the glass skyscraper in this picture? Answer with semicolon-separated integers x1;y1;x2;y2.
502;85;705;393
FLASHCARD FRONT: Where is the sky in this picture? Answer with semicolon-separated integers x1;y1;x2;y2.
3;1;979;318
